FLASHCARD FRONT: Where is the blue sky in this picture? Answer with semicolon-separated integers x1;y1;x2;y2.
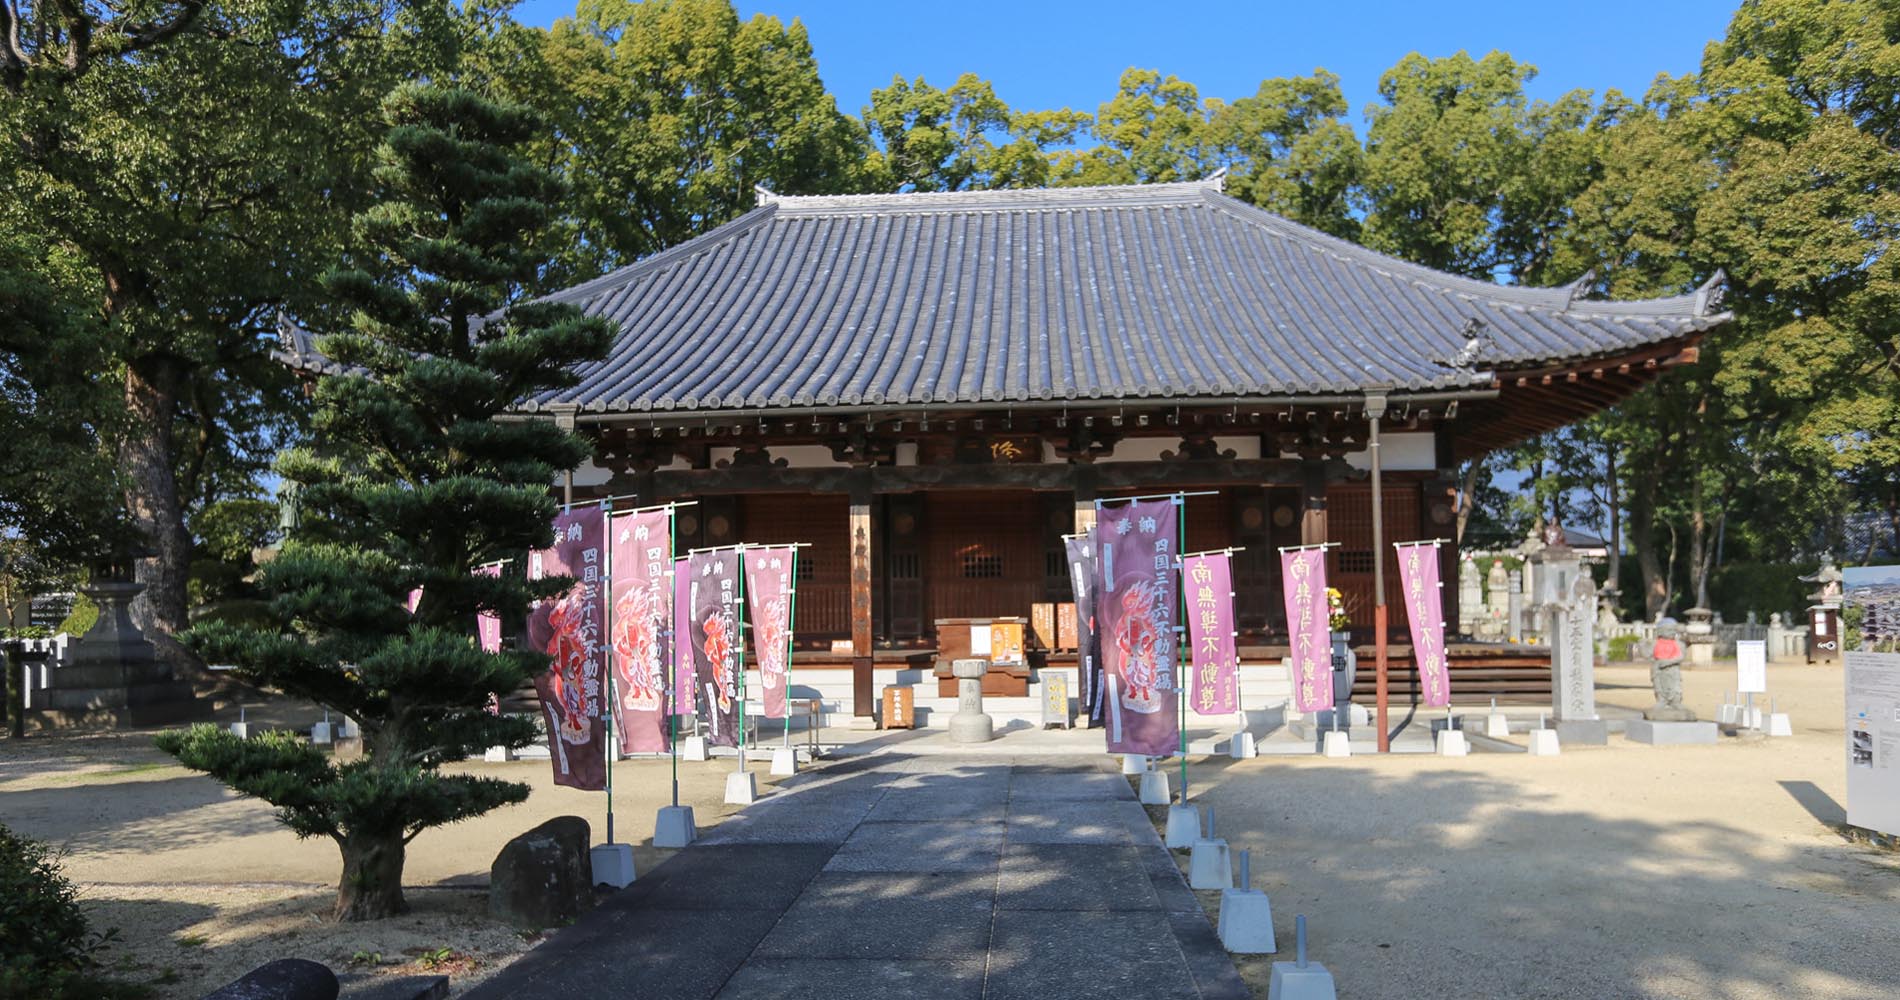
510;0;1741;127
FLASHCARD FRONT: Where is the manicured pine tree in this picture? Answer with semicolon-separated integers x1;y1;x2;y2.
157;84;614;921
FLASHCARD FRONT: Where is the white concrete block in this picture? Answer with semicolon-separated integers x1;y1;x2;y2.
1189;839;1234;890
770;746;798;776
1268;961;1338;1000
1138;769;1172;805
1741;707;1763;730
724;770;757;805
1528;728;1561;756
589;843;635;888
1435;730;1469;757
482;745;510;762
1321;730;1351;758
1122;754;1150;775
1767;713;1793;737
1230;731;1258;759
682;736;709;762
654;805;697;848
1164;804;1202;849
1718;703;1739;725
1219;888;1277;954
1348;704;1370;727
309;721;332;745
1483;713;1510;739
229;722;250;739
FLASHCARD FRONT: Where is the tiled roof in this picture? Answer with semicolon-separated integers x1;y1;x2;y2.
513;178;1726;414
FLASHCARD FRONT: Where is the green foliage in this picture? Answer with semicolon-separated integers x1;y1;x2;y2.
1707;560;1821;622
0;823;144;1000
862;73;1089;192
160;82;611;920
56;593;98;639
1607;634;1642;662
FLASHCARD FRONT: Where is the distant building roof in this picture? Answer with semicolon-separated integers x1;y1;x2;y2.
519;177;1727;416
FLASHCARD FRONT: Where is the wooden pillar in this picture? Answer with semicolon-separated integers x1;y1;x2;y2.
1299;458;1328;546
1072;464;1097;534
849;471;875;717
1367;393;1390;754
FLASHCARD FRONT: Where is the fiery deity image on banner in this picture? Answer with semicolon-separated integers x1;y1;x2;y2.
1096;499;1180;758
527;508;608;790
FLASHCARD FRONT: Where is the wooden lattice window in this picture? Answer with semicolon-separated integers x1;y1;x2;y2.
962;552;1005;579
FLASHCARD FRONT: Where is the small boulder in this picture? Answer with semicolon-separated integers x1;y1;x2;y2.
488;816;594;929
201;958;338;1000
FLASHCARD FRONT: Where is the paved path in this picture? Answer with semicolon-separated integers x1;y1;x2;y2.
464;753;1247;1000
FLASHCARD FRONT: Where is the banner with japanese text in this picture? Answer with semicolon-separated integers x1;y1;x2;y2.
526;508;608;790
688;550;741;746
1096;498;1179;757
1185;552;1238;716
1281;547;1334;714
1396;542;1450;707
476;564;502;653
744;547;796;718
1065;532;1103;723
673;556;693;716
610;510;672;753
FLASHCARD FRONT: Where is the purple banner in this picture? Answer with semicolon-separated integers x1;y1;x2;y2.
673;556;693;715
1281;547;1333;714
744;547;795;719
1096;498;1179;757
527;508;608;791
1396;542;1450;708
1185;552;1238;716
688;550;741;747
476;565;502;653
1065;532;1103;723
610;510;672;753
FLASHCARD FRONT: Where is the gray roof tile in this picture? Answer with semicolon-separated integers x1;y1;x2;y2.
508;179;1726;414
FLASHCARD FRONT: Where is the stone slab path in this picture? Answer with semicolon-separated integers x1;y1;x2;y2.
463;753;1248;1000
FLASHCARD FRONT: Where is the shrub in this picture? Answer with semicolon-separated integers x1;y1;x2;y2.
1607;634;1642;662
0;823;143;999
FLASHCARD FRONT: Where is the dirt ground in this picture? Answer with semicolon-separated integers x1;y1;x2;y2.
0;720;789;998
1163;660;1900;1000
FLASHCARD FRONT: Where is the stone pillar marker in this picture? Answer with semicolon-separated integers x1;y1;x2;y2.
32;579;206;729
949;658;994;743
1458;557;1482;637
1535;541;1607;745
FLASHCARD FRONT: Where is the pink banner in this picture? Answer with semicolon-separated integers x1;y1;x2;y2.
688;549;742;747
1096;498;1179;758
744;547;795;718
672;556;693;715
1281;547;1334;713
1185;552;1238;716
1397;542;1450;708
526;507;608;791
476;565;502;653
610;510;672;753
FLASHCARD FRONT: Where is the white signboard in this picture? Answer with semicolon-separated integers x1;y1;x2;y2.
1846;651;1900;837
969;625;991;657
1736;640;1767;694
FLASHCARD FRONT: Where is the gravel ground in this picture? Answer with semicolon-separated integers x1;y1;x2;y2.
1159;661;1900;1000
0;717;790;998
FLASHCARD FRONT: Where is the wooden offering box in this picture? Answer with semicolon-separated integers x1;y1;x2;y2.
933;617;1034;696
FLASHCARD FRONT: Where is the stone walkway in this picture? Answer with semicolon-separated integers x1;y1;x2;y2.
463;753;1248;1000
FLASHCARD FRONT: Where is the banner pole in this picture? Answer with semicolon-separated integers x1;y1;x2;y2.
601;500;616;846
785;547;801;750
1175;493;1188;802
735;546;749;776
669;509;680;810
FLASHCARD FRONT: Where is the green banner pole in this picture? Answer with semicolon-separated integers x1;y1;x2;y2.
1176;493;1188;802
735;545;748;775
785;547;800;749
601;500;617;845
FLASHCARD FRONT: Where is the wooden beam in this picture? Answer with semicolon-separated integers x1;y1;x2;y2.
849;471;874;717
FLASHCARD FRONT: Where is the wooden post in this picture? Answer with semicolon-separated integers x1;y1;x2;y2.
1299;459;1328;546
1367;393;1390;753
1073;464;1098;534
849;473;875;717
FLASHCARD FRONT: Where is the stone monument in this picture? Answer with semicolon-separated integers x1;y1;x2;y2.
29;578;206;729
1458;558;1482;637
1681;606;1716;665
949;657;994;743
1643;619;1696;721
1535;541;1606;745
1507;569;1525;643
1481;559;1510;639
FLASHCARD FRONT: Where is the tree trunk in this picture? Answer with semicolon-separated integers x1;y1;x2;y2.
1606;441;1621;597
1689;490;1709;610
1629;480;1667;621
120;353;198;669
335;831;409;921
1455;461;1480;546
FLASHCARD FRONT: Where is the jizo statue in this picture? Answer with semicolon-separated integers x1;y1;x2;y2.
1645;619;1696;722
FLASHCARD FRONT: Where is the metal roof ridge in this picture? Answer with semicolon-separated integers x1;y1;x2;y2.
766;179;1217;216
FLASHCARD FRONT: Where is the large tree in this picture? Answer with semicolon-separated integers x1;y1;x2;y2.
158;84;614;921
0;0;470;661
861;73;1089;193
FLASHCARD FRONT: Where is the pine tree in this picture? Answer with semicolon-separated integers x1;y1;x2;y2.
156;84;614;922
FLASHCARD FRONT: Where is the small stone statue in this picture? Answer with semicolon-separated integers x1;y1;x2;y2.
1644;619;1696;722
